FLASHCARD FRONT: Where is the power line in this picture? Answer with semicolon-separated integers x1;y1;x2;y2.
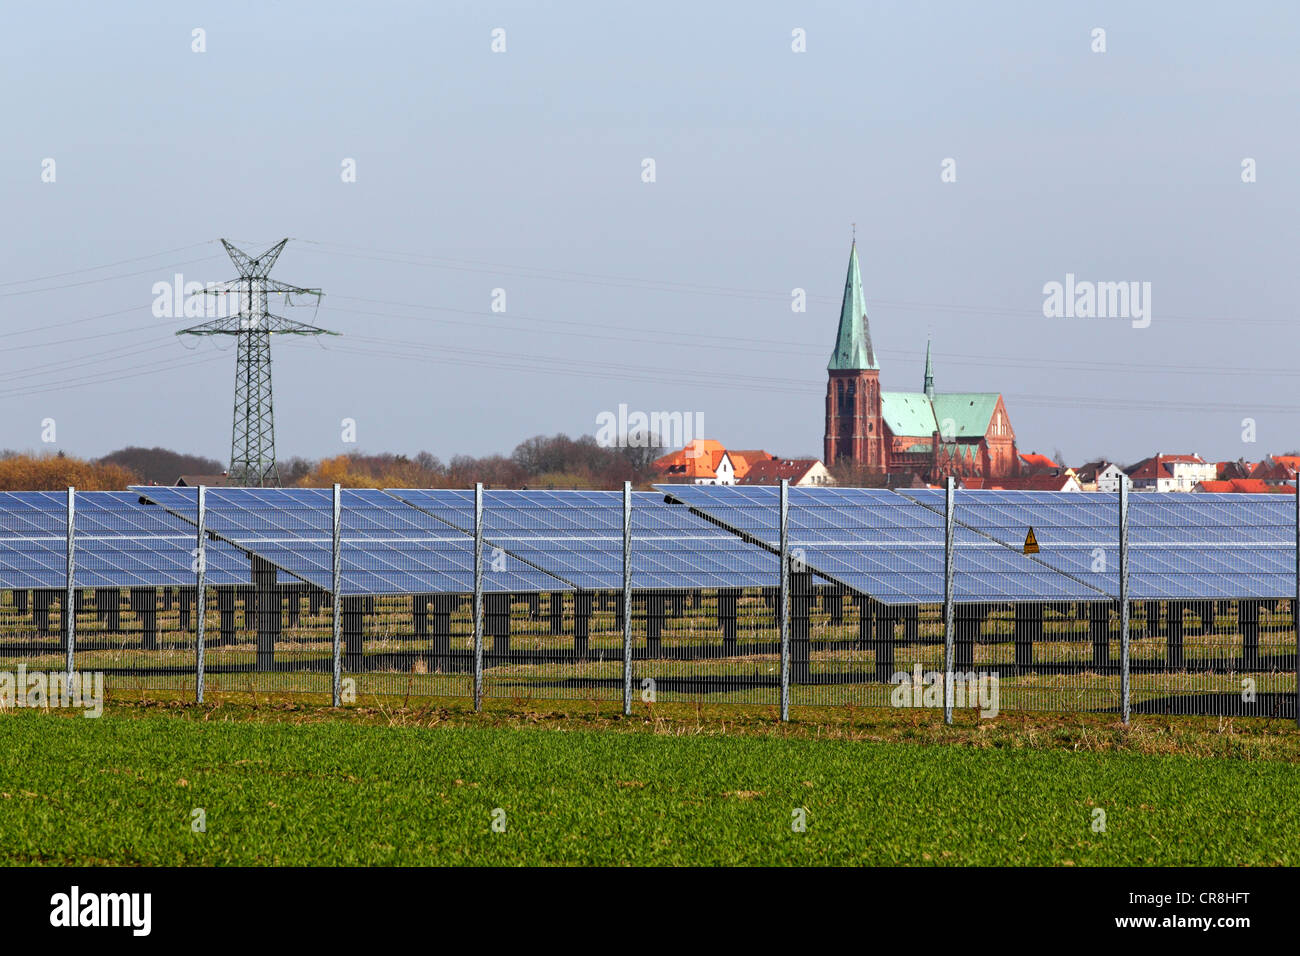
0;351;227;400
0;241;217;290
282;335;1300;415
298;238;1289;327
0;253;227;298
323;300;1300;382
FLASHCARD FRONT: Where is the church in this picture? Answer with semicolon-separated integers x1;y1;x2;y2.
823;241;1020;483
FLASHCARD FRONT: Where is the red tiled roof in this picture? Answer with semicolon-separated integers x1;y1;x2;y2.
651;439;727;481
983;475;1079;491
1070;460;1115;482
1019;453;1059;469
1127;458;1172;480
738;459;821;485
1216;460;1255;480
726;450;773;480
1251;457;1299;481
1197;479;1295;494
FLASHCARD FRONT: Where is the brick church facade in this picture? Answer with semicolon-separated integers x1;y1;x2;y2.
823;241;1020;483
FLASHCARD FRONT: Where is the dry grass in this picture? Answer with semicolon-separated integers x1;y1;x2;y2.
54;686;1300;763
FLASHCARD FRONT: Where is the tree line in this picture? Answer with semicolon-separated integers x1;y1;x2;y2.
0;434;670;490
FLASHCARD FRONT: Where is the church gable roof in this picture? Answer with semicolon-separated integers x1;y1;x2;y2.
929;393;1002;438
880;391;937;437
827;242;879;371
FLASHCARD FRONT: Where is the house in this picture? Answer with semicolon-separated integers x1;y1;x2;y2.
175;473;229;487
1216;459;1256;480
1126;453;1215;492
1018;452;1060;475
738;458;834;487
651;440;772;485
726;450;773;480
1195;479;1295;494
823;241;1019;483
963;474;1082;492
1072;460;1128;493
1250;456;1299;487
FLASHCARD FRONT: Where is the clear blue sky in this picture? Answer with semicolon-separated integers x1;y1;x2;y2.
3;1;1298;467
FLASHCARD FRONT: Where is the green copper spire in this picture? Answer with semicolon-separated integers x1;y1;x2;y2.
923;338;935;400
827;241;879;371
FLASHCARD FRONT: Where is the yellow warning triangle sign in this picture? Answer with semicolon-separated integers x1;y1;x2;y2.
1023;527;1040;554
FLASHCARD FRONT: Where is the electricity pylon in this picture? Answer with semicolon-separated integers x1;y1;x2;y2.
178;239;334;487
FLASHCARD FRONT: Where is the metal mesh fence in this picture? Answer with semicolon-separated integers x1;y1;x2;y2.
1;482;1295;724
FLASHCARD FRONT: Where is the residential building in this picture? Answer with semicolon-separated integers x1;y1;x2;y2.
1126;453;1216;492
175;473;229;487
652;439;772;486
963;474;1082;492
1195;479;1296;494
1250;455;1300;486
1072;460;1128;493
1019;452;1060;475
738;458;834;487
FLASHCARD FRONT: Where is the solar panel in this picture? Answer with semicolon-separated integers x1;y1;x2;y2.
0;491;251;589
132;486;566;595
657;485;1116;604
900;489;1295;600
388;489;779;590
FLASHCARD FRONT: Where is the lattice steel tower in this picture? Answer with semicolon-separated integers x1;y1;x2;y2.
178;239;333;487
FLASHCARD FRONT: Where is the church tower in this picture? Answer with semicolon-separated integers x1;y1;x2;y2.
923;338;935;400
824;241;885;469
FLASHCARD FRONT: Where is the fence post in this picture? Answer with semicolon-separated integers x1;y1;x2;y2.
331;483;342;708
779;478;790;722
196;485;207;704
65;486;75;679
943;477;955;725
473;482;485;712
622;480;633;717
1294;481;1299;729
1119;479;1131;725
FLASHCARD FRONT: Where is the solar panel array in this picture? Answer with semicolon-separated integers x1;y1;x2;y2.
0;491;250;589
133;486;563;595
389;489;779;590
657;485;1112;603
898;489;1296;600
0;485;1287;603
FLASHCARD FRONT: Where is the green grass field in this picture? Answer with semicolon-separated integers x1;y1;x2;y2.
2;702;1299;865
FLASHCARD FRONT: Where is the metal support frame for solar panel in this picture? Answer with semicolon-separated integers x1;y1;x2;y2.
64;486;75;678
196;485;207;704
331;483;342;708
942;478;954;725
621;481;633;717
1119;481;1130;724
